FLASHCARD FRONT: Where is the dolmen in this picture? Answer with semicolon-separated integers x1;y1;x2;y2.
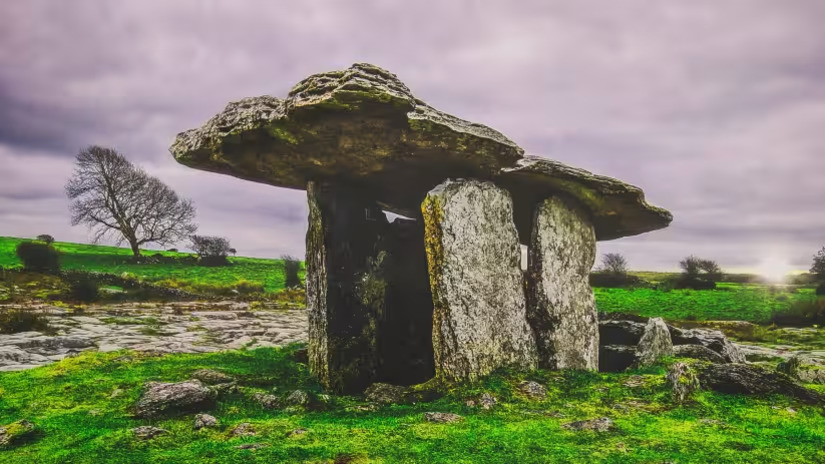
170;63;672;394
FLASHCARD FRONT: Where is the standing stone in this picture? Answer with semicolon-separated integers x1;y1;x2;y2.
636;317;674;366
422;179;538;382
306;181;390;394
526;196;599;370
667;362;699;404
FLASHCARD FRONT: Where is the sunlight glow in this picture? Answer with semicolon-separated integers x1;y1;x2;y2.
756;256;795;283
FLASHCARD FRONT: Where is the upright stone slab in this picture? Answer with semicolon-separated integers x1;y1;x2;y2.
306;181;389;394
526;196;599;370
422;179;538;382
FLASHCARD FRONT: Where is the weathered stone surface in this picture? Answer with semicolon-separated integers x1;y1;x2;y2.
306;182;389;394
0;420;34;447
364;382;408;405
670;327;745;363
562;417;615;432
526;196;598;370
518;380;548;399
171;63;523;220
284;390;309;407
251;392;280;409
132;426;169;440
498;156;672;242
422;180;537;382
598;320;646;346
698;364;823;404
667;362;699;404
193;413;218;430
636;317;673;366
673;344;727;364
424;412;464;423
190;369;234;385
599;345;638;373
777;354;825;384
134;380;215;418
231;423;256;437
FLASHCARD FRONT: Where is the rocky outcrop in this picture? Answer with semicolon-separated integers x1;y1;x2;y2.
670;327;745;363
0;420;35;448
526;197;598;370
697;364;823;404
193;414;218;430
134;380;215;418
636;318;673;366
422;180;538;382
777;354;825;384
306;181;389;394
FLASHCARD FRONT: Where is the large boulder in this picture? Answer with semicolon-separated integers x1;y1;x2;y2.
598;320;646;346
422;179;538;381
670;327;745;363
673;344;727;364
636;317;673;366
306;182;390;394
697;364;823;404
526;196;599;370
170;63;523;220
134;380;215;418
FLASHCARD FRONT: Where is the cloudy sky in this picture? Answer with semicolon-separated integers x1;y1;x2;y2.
1;1;824;273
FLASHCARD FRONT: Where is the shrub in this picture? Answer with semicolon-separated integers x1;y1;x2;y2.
282;255;302;288
817;282;825;296
811;247;825;280
589;272;646;288
15;241;60;273
600;253;628;275
36;234;55;245
676;255;721;290
769;297;825;326
66;274;100;302
0;307;52;334
190;235;231;266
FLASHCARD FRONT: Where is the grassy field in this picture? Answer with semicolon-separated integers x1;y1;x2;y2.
594;284;819;323
0;236;298;294
0;346;823;463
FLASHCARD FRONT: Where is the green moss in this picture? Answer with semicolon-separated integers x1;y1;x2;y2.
265;125;299;144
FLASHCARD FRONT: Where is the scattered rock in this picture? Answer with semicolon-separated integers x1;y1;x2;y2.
777;354;825;384
562;417;615;432
193;413;218;430
231;423;256;437
479;393;497;410
251;392;281;409
0;420;35;447
621;375;647;388
236;443;268;450
190;369;234;385
364;383;407;405
424;412;464;423
697;363;823;404
667;362;700;404
636;317;673;366
134;379;215;418
131;426;169;440
518;380;547;399
284;389;309;407
673;345;727;364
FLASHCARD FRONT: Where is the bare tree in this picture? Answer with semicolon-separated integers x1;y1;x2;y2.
600;253;628;275
812;247;825;280
66;146;197;257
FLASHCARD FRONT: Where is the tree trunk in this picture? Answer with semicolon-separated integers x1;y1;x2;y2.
129;240;141;257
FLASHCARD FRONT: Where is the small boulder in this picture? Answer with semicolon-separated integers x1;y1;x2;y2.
131;426;169;440
636;317;674;366
285;390;310;407
424;412;464;423
0;420;35;447
673;344;727;364
134;380;215;418
236;443;268;450
562;417;615;432
231;423;256;437
777;354;825;384
190;369;234;385
667;362;699;404
194;413;218;430
670;327;745;363
365;383;408;405
251;392;281;409
479;393;497;410
518;381;547;399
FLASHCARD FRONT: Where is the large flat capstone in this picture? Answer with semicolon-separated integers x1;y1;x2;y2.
422;179;538;381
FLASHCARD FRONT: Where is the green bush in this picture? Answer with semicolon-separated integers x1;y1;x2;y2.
589;272;647;288
282;255;302;288
817;282;825;296
15;241;60;273
36;234;55;245
0;307;52;334
66;274;100;302
769;297;825;326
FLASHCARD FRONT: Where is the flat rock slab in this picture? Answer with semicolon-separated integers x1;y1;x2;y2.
171;63;523;219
